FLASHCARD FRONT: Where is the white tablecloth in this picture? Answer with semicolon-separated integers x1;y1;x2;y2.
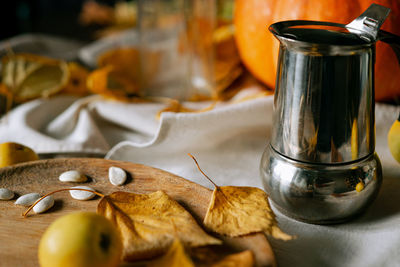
1;94;399;267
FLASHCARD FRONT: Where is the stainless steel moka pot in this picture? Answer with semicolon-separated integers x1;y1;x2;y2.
260;4;400;224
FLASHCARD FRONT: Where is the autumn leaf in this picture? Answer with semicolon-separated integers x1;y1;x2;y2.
204;186;292;240
147;239;195;267
96;47;161;92
214;30;243;95
97;48;141;80
190;247;255;267
86;65;141;102
154;242;255;267
156;98;216;120
60;62;90;96
97;191;221;261
211;250;254;267
146;236;254;267
0;83;13;115
189;154;292;240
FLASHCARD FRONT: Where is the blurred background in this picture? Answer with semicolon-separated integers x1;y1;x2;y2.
0;0;135;42
0;0;234;42
0;0;398;105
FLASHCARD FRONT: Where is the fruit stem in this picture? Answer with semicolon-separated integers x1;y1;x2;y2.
188;153;219;188
22;188;105;217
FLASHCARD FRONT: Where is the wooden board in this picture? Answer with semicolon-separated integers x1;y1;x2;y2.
0;158;276;267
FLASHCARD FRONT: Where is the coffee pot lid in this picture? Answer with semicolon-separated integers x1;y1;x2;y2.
270;4;391;47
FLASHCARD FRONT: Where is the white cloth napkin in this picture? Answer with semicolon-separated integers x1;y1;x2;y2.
0;93;399;267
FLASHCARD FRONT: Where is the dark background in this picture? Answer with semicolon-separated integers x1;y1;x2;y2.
0;0;118;43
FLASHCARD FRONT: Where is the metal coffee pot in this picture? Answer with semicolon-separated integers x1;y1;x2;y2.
260;4;400;224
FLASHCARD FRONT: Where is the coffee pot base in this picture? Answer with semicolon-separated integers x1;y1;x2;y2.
260;145;382;224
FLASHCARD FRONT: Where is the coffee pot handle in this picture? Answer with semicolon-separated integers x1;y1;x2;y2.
379;30;400;65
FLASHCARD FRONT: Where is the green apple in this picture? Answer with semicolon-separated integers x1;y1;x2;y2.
38;212;122;267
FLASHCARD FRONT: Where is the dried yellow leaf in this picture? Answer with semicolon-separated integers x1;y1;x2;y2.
148;239;254;267
60;62;90;96
156;99;216;120
204;186;292;240
86;65;141;102
97;191;221;261
211;250;254;267
215;64;243;94
189;154;292;241
97;48;140;78
213;35;242;94
97;47;160;86
0;83;13;115
147;239;195;267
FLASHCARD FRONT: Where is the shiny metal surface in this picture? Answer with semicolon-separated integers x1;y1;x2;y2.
346;3;391;42
270;23;376;164
269;21;372;56
260;146;382;224
260;4;400;224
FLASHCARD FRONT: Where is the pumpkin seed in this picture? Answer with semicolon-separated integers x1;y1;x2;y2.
109;166;127;186
69;186;96;200
15;193;41;206
0;188;14;200
33;195;54;214
59;170;87;183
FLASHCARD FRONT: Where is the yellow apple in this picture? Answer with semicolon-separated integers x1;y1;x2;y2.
38;212;122;267
0;142;39;168
388;115;400;164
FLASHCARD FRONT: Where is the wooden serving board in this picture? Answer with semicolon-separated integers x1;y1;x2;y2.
0;158;276;267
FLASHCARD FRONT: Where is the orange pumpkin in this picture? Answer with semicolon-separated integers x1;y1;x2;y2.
234;0;400;102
